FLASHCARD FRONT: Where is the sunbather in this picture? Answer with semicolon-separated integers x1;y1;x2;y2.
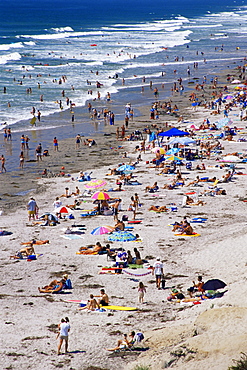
114;219;125;231
10;245;36;259
20;239;49;245
178;222;194;235
78;242;103;254
187;275;205;297
38;276;67;293
105;332;136;351
145;182;159;192
78;294;100;311
149;205;168;212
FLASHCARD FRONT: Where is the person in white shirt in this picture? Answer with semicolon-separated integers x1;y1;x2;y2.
53;197;62;210
152;257;164;290
57;317;70;355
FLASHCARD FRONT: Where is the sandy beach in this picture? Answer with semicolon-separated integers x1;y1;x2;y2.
1;62;247;370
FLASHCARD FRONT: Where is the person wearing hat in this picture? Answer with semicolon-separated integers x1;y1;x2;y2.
27;197;39;221
152;257;164;290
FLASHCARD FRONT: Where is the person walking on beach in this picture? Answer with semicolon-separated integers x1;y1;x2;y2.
19;151;24;169
57;317;70;355
21;135;25;150
25;136;30;149
152;257;163;290
27;197;38;221
35;143;42;161
1;155;6;173
7;128;12;141
138;282;146;304
75;134;81;149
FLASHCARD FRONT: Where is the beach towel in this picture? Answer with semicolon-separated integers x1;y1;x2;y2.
123;270;152;277
61;234;84;240
174;232;201;237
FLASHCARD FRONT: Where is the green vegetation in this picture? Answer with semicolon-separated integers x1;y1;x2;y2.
228;353;247;370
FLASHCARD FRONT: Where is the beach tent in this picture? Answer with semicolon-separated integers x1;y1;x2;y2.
168;137;196;146
158;128;189;137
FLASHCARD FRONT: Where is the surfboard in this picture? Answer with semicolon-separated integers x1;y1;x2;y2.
174;233;201;237
128;220;142;224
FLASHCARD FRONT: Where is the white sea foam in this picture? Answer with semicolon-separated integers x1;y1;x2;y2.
0;42;24;51
0;52;22;64
51;26;74;32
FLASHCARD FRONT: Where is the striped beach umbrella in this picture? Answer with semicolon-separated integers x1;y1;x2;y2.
91;225;114;235
91;191;110;200
84;179;107;189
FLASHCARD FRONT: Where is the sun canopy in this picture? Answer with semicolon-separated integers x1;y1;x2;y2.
158;128;189;137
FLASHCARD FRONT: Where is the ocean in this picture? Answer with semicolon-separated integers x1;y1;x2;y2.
1;0;247;170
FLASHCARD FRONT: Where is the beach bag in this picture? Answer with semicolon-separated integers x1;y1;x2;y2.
64;279;73;289
135;332;144;342
122;215;128;221
128;205;133;211
27;254;36;260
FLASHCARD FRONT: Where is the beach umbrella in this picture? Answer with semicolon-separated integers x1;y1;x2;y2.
108;231;136;242
234;84;247;90
158;127;189;137
56;206;71;214
39;212;58;221
231;79;241;84
223;95;234;100
151;147;166;155
91;225;114;235
216;117;233;129
187;124;199;130
202;279;226;291
91;191;110;200
165;155;183;162
84;179;107;189
221;155;242;163
165;148;180;155
178;137;196;145
117;164;135;172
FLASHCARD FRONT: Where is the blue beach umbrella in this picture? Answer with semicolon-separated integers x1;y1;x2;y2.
165;148;180;155
202;279;226;291
117;164;135;172
108;231;136;242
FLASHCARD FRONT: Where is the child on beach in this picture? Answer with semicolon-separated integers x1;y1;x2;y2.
138;282;146;304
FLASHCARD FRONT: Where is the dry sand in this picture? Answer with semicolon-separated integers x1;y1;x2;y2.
1;74;247;370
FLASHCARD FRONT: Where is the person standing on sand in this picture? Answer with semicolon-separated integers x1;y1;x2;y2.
27;197;38;221
152;257;163;290
53;137;58;151
1;154;6;172
35;143;42;161
138;282;146;304
75;134;81;149
19;151;24;169
57;317;70;355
